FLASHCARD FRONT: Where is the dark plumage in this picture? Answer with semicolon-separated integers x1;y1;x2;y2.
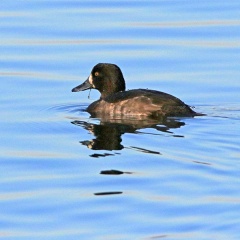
72;63;202;118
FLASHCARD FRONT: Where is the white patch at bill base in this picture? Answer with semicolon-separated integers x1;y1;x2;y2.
88;74;95;88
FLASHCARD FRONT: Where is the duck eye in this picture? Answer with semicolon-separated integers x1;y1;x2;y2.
94;72;99;77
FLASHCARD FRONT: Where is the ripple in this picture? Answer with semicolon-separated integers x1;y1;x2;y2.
49;103;88;114
1;38;240;48
129;20;240;28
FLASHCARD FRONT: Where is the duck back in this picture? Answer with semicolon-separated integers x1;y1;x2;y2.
87;89;197;118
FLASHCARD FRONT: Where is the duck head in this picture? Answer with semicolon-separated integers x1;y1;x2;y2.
72;63;126;99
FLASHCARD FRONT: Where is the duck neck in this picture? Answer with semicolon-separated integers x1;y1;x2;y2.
100;90;115;99
100;75;126;99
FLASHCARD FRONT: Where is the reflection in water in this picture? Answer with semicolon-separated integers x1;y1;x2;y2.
71;115;204;197
100;170;132;175
193;160;211;166
75;120;125;150
126;146;161;155
90;153;116;158
71;116;186;151
94;191;123;196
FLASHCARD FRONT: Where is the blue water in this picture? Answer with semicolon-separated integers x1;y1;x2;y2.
1;1;240;239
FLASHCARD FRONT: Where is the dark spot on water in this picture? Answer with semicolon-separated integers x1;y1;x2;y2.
90;153;114;158
94;191;123;196
173;134;184;138
100;169;133;175
193;160;211;166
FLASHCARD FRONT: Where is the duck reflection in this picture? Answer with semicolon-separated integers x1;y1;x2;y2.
71;116;186;151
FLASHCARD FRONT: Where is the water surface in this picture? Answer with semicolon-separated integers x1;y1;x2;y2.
1;1;240;239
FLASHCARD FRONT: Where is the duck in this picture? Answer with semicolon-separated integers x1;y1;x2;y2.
72;63;201;118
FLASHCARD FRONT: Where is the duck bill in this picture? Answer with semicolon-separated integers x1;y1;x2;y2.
72;78;92;92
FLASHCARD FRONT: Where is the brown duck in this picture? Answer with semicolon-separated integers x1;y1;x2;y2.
72;63;202;118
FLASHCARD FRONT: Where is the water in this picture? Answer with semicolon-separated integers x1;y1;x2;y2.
1;1;240;239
